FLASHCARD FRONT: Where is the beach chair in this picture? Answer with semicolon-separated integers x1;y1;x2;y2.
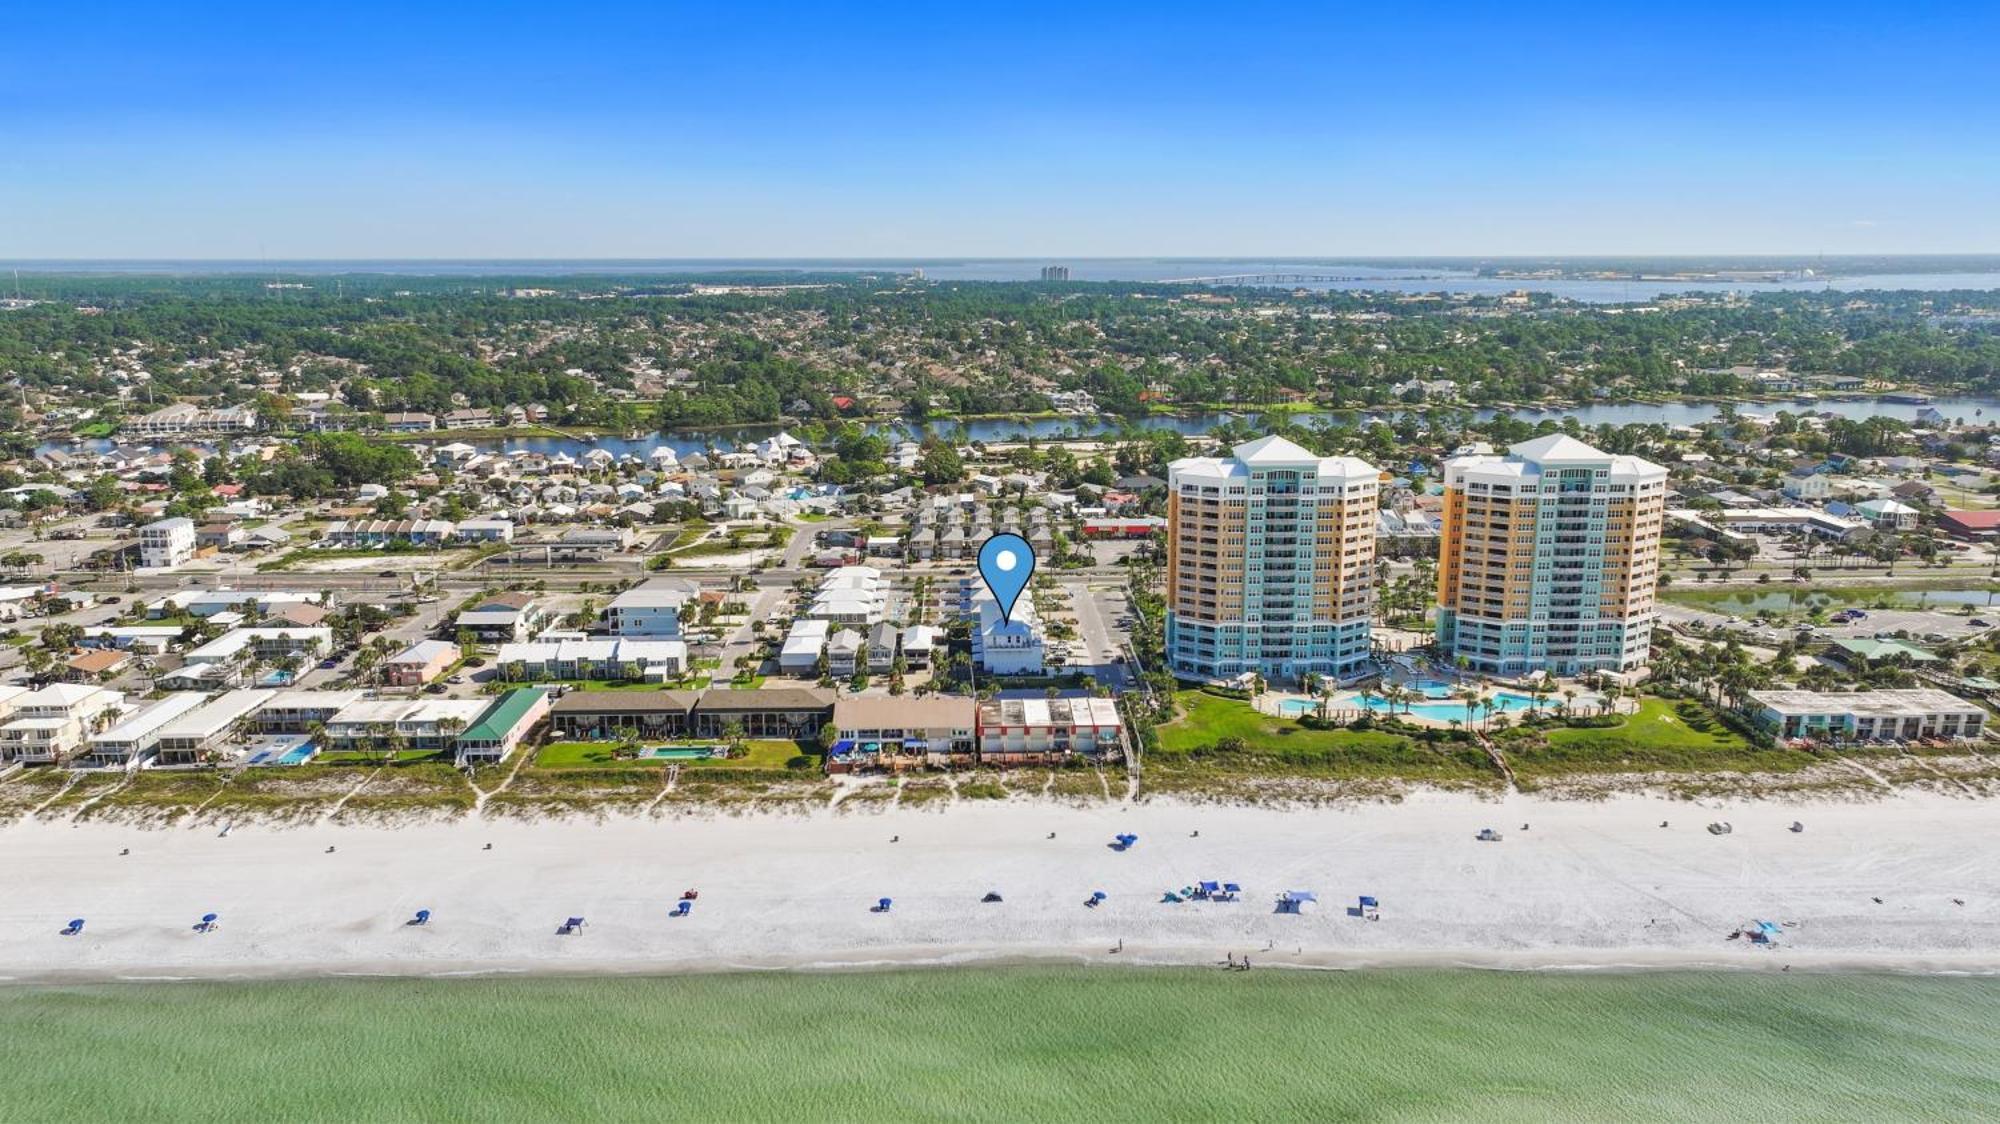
673;900;692;917
62;919;84;936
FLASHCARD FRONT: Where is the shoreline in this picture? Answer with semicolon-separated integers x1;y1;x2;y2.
7;943;2000;989
6;790;1997;986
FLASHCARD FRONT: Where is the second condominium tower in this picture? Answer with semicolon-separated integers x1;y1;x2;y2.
1165;436;1379;683
1436;434;1667;676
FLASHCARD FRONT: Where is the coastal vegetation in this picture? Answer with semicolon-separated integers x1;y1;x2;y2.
1497;697;1803;783
1151;691;1499;793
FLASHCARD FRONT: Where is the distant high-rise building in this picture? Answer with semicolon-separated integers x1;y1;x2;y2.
1165;436;1379;683
1039;265;1070;282
1436;435;1667;676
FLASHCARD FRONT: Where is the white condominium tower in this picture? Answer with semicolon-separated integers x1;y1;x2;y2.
1165;435;1379;682
1436;434;1667;676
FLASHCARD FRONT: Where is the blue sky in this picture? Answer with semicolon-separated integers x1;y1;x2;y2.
2;2;1996;258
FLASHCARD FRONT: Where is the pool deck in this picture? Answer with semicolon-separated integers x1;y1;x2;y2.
1259;683;1606;729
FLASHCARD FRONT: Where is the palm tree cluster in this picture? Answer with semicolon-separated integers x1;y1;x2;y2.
1649;637;1775;714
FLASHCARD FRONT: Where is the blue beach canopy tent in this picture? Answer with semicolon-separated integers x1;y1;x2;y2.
1359;896;1379;908
62;919;84;936
558;916;585;935
1221;882;1241;901
1278;891;1318;914
1197;881;1220;899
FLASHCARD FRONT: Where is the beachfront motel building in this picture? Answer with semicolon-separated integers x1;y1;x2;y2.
1164;435;1380;684
1436;435;1668;677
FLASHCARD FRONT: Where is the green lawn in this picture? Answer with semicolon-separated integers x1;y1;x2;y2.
1503;697;1807;779
1153;691;1495;781
314;749;446;766
535;739;807;770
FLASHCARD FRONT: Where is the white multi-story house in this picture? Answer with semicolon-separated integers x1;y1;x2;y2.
966;583;1044;675
140;517;197;569
602;583;693;637
0;684;128;765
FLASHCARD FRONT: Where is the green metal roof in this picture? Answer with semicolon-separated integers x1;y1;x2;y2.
459;688;548;743
1832;637;1939;663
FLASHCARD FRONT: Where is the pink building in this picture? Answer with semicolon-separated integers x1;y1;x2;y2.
385;640;460;687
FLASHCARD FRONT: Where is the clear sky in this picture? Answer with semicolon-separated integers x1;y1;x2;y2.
3;1;1996;259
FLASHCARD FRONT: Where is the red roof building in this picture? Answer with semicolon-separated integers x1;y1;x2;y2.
1939;510;2000;540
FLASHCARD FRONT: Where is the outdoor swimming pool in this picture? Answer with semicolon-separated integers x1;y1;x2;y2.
640;746;726;761
245;742;318;766
1280;691;1546;724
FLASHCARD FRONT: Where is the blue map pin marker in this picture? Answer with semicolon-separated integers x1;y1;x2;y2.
977;533;1035;625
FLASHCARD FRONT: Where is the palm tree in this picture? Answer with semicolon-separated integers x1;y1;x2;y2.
435;716;466;758
381;728;411;767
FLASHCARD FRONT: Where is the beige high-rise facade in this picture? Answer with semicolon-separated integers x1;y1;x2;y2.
1436;434;1667;676
1165;436;1379;682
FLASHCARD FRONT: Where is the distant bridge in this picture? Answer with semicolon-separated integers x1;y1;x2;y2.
1157;272;1429;286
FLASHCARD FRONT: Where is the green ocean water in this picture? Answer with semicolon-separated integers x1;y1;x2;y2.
3;967;1997;1121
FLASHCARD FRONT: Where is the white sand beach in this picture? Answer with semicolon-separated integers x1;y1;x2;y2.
4;792;1998;982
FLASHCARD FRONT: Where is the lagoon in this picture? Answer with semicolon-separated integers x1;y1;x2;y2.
1671;586;2000;615
452;393;2000;460
39;394;2000;463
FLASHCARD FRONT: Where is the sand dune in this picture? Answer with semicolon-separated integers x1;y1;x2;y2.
3;791;1997;981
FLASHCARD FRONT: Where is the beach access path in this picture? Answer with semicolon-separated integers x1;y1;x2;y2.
2;791;1996;981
